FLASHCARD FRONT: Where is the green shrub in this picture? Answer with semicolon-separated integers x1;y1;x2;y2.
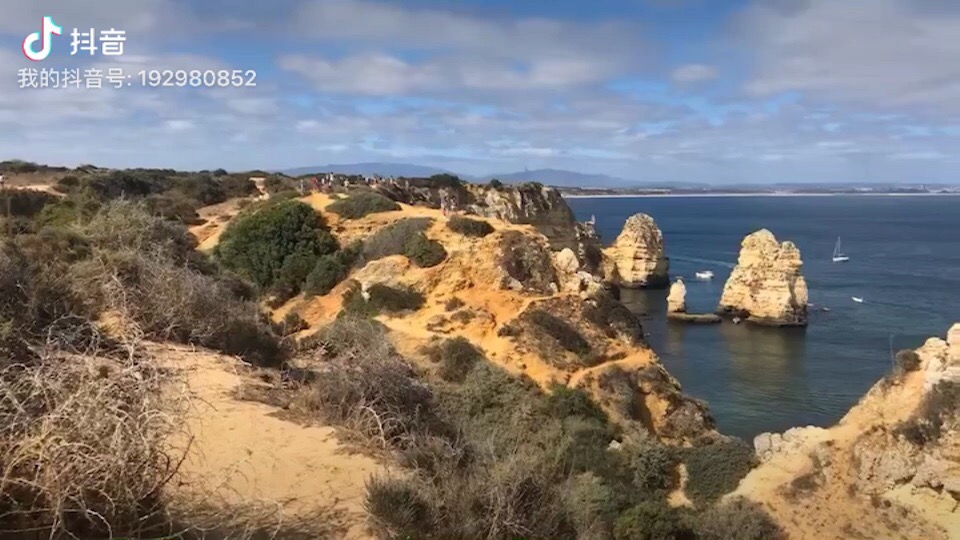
895;380;960;446
447;215;494;238
693;498;785;540
363;217;432;258
624;436;677;496
542;386;608;424
681;438;756;504
403;233;447;267
894;349;921;373
564;472;622;540
277;312;308;336
527;310;591;356
144;192;202;225
340;283;425;318
427;337;484;383
365;476;434;537
36;191;101;228
216;200;337;289
444;296;465;311
613;502;692;540
368;284;425;313
584;293;644;344
304;244;361;296
327;191;400;219
488;179;504;190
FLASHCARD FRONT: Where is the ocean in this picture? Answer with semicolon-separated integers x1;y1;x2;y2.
566;195;960;441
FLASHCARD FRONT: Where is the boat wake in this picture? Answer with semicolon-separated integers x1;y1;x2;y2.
670;255;736;269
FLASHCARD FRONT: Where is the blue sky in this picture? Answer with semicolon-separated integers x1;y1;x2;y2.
3;0;960;184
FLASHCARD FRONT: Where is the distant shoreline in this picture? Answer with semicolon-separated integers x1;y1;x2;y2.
562;192;960;199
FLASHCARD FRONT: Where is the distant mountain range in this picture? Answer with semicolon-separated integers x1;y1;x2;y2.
281;162;639;187
481;168;634;188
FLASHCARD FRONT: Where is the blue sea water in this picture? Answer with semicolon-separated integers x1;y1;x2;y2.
567;195;960;441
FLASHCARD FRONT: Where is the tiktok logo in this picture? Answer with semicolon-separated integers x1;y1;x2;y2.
22;16;62;61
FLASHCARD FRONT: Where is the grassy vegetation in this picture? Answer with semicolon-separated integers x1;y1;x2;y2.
340;282;426;318
425;337;484;383
498;230;558;293
527;309;592;356
447;215;494;237
327;191;401;219
680;439;757;505
363;217;447;268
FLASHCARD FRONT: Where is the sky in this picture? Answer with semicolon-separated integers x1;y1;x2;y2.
3;0;960;184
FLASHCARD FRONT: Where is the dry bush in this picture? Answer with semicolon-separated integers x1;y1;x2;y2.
362;218;444;268
291;317;446;451
526;309;592;357
693;498;785;540
424;337;483;383
0;346;187;538
497;231;558;294
71;248;282;367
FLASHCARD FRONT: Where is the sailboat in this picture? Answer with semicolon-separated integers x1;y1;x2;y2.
832;236;850;263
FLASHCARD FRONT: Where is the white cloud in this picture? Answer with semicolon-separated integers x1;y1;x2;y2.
742;0;960;115
164;119;194;131
671;64;718;83
281;0;646;94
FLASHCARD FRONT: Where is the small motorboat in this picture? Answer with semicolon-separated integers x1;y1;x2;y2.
821;307;831;312
851;297;864;303
695;270;714;280
732;317;742;324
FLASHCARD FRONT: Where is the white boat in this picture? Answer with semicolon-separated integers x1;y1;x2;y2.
851;297;864;303
832;236;850;263
695;270;714;280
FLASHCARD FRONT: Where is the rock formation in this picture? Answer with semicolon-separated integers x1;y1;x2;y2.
375;180;603;272
667;278;686;313
666;277;722;324
717;229;808;326
603;213;669;289
738;324;960;539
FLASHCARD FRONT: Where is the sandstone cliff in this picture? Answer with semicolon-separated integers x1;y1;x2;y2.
374;180;605;273
667;278;686;313
603;213;669;289
717;229;808;326
737;325;960;539
256;193;717;446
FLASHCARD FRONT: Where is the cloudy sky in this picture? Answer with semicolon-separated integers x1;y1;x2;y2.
3;0;960;183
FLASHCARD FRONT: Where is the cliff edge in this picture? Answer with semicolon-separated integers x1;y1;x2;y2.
717;229;808;326
735;324;960;539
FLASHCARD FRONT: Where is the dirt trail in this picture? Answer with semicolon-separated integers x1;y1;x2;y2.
153;343;385;539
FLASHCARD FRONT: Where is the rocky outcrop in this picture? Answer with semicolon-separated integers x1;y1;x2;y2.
667;279;686;313
717;229;808;326
553;248;606;298
737;324;960;540
376;180;602;272
603;213;669;289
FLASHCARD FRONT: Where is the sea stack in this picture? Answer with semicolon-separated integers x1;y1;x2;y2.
717;229;808;326
604;213;669;288
667;278;686;313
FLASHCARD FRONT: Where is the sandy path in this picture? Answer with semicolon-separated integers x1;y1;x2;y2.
154;343;385;539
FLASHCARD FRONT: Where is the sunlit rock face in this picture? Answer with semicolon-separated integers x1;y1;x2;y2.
717;229;808;326
603;213;669;289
